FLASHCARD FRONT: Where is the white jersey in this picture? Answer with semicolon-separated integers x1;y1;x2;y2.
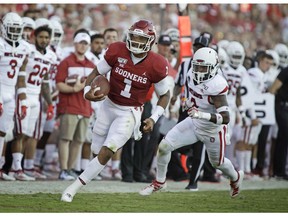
48;45;64;92
187;71;229;134
221;64;246;109
0;38;30;88
25;44;57;95
247;67;265;93
85;50;103;66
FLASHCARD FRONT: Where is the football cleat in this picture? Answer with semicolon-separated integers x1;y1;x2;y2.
139;180;167;196
0;170;16;181
61;191;74;203
9;170;35;181
230;170;244;198
24;168;47;179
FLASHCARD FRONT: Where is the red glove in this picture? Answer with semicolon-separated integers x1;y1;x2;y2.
19;99;28;120
0;103;3;116
46;104;54;120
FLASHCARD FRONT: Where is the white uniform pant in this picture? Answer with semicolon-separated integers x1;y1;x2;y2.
161;117;228;167
91;98;140;154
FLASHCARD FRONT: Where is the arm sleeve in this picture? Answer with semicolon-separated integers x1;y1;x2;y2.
96;58;112;75
154;76;170;96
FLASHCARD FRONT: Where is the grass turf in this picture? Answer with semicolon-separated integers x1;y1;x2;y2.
0;189;287;213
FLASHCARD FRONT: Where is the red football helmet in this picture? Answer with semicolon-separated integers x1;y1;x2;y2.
126;19;156;54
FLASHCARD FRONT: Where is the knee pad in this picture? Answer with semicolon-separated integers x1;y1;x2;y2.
158;139;174;156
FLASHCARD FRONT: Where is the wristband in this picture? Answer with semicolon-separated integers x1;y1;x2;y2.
17;87;27;95
215;113;224;125
150;105;165;123
20;99;27;107
18;71;26;76
217;106;229;113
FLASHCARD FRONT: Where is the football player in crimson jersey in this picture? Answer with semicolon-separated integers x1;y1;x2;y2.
0;12;29;181
61;19;170;202
139;48;244;198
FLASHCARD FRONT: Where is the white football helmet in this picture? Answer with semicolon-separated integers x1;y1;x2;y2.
274;43;288;68
35;18;52;29
50;20;63;47
126;19;156;54
22;17;35;41
218;47;229;67
192;47;219;84
22;17;35;30
1;12;23;42
217;39;229;51
226;41;245;68
266;49;280;70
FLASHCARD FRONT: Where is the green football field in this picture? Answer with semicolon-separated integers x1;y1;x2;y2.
0;189;287;213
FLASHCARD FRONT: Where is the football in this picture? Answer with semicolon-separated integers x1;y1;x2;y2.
90;75;110;96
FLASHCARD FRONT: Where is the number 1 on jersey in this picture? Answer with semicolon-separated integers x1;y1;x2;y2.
121;78;132;98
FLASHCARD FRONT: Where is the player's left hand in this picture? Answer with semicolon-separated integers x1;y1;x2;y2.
46;104;54;120
143;118;155;133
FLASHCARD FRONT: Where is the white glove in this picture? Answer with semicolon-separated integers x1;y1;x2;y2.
187;107;200;118
188;107;211;121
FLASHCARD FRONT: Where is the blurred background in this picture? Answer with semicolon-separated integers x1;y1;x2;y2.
0;3;287;56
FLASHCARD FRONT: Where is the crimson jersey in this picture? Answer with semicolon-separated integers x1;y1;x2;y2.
103;42;168;107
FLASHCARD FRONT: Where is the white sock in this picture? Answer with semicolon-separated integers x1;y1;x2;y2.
81;159;89;170
217;158;238;181
79;157;105;183
235;150;245;171
244;150;252;173
34;149;45;166
111;160;120;170
45;144;56;163
156;152;171;183
64;178;85;197
252;158;257;170
12;153;23;170
24;159;34;170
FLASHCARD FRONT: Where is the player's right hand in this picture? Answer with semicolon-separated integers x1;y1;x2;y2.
84;86;105;102
143;118;155;133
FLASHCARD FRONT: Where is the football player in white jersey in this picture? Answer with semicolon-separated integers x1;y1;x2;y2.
10;22;57;180
0;12;30;181
140;47;244;198
221;41;247;166
33;19;64;173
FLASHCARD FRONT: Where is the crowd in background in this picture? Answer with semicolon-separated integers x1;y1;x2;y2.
0;4;287;54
